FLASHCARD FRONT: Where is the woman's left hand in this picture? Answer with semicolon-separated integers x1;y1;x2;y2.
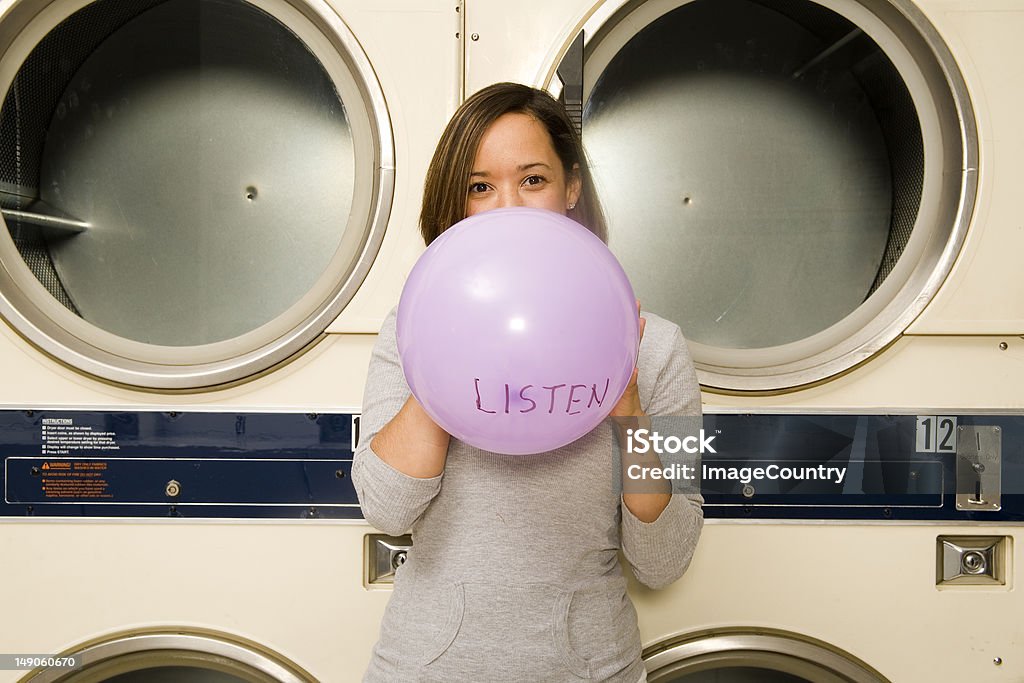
610;301;646;418
613;302;669;522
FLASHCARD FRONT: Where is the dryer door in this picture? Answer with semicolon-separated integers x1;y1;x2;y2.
20;630;315;682
0;0;393;388
644;630;888;683
564;0;976;391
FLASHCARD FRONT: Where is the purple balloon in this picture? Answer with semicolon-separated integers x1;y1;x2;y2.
396;207;639;455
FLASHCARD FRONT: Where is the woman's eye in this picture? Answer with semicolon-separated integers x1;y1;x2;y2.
523;175;545;187
469;182;489;194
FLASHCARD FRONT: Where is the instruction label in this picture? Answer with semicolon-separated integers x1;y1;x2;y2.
40;418;119;456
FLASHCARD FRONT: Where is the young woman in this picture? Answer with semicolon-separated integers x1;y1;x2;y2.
352;82;703;683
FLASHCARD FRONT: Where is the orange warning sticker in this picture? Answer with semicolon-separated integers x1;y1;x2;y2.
40;461;112;499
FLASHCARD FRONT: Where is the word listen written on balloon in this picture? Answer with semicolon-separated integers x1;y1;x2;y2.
474;378;611;415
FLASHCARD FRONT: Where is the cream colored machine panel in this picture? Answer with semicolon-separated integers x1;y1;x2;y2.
326;0;461;333
633;523;1022;682
907;7;1024;334
0;523;390;683
464;0;586;93
711;335;1024;411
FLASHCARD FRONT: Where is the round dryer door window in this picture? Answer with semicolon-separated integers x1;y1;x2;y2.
643;630;889;682
0;0;392;388
575;0;976;390
20;630;315;682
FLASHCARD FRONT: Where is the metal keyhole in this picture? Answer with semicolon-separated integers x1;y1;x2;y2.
392;551;408;570
962;550;987;575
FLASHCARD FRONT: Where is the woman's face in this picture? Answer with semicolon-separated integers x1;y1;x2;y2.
465;112;581;218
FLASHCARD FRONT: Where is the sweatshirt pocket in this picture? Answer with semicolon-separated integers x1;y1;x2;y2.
418;582;594;682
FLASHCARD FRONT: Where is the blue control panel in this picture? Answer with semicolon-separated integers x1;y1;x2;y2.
1;411;360;519
701;413;1022;522
1;410;1020;521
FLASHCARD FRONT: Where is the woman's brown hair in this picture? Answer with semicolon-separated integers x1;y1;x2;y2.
419;82;607;245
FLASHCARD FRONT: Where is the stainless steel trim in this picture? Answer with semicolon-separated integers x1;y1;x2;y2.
0;208;88;234
22;630;315;682
699;518;1023;527
938;535;1005;585
0;195;90;235
703;407;1024;416
0;404;363;412
365;533;413;585
0;516;373;525
0;515;1018;528
1;402;1021;416
645;629;890;682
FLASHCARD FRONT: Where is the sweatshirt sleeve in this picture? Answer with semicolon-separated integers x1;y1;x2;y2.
620;321;705;590
351;309;443;536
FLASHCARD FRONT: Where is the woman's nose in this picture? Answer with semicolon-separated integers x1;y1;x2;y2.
496;190;525;208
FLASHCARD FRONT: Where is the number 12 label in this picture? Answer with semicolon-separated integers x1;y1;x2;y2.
916;416;957;453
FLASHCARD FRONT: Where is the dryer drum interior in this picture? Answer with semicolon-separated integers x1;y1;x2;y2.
0;0;391;388
580;0;976;390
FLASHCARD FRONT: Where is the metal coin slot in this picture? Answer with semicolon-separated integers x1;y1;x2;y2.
955;426;1001;511
937;536;1006;586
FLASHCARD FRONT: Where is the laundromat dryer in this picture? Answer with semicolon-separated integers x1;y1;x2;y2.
462;0;1024;681
0;0;460;681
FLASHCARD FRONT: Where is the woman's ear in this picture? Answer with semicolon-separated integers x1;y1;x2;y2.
567;163;582;210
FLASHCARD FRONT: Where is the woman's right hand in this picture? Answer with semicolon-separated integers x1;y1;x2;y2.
370;395;451;478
